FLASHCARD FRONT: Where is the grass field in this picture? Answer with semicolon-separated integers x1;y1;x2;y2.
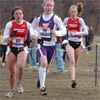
0;36;100;100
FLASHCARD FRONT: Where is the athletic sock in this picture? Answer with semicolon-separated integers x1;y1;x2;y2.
39;67;46;88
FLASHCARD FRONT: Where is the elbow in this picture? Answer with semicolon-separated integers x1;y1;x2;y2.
3;36;10;42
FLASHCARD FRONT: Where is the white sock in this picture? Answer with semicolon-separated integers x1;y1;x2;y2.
39;67;46;88
46;68;50;74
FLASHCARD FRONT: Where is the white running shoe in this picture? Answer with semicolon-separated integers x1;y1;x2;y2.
17;82;24;94
6;89;15;98
29;66;39;70
2;62;5;67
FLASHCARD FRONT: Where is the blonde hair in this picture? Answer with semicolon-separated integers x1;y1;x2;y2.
42;0;55;5
69;2;83;16
69;5;77;11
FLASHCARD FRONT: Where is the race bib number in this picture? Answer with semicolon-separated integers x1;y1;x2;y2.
39;27;51;38
12;38;24;47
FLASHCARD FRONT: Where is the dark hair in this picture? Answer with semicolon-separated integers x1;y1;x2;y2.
11;6;24;20
77;2;83;16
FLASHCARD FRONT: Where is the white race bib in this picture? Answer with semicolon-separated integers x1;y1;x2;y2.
12;37;24;47
39;27;51;38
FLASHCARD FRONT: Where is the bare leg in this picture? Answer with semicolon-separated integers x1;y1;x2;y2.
7;52;17;90
66;44;76;81
17;51;27;82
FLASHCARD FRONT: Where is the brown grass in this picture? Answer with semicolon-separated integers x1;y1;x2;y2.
0;36;100;100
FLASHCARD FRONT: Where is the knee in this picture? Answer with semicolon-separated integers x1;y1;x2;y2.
41;61;47;68
10;72;15;78
70;61;75;66
40;58;47;67
17;63;24;70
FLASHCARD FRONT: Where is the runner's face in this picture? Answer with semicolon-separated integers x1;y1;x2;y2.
69;8;78;18
14;9;24;22
43;1;54;14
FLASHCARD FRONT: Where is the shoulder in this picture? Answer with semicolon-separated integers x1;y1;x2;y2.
63;17;69;24
6;21;12;26
54;14;61;20
32;16;41;23
36;14;42;20
5;21;12;28
23;20;31;29
53;14;63;23
24;20;31;24
78;17;84;22
78;17;87;27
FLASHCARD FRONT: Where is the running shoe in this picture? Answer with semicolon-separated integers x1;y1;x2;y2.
71;80;77;88
6;89;15;98
17;82;24;93
40;87;47;95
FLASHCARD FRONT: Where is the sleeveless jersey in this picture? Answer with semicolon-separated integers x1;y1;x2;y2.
8;20;28;47
39;15;55;42
66;18;82;39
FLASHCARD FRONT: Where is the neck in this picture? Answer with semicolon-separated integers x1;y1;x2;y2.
44;11;53;15
71;16;77;20
15;19;23;24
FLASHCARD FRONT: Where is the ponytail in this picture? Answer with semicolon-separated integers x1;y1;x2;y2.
77;2;83;16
